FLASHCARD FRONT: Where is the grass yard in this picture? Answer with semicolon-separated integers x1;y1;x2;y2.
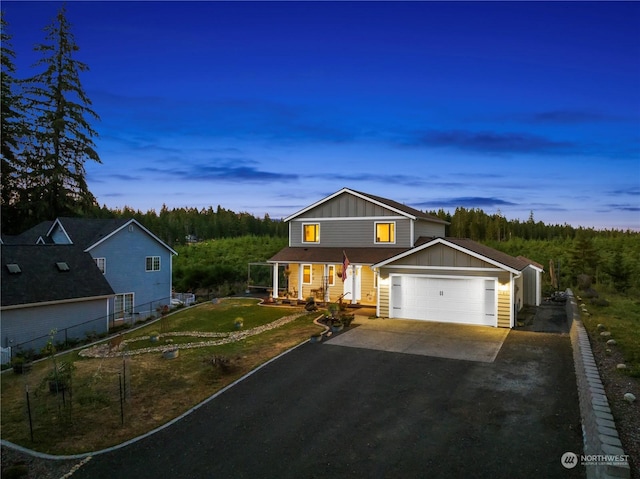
1;298;323;455
581;294;640;377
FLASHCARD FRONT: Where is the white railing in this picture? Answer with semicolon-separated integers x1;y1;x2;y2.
0;346;12;365
172;292;196;306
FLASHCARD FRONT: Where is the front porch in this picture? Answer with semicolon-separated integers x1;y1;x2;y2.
271;262;378;307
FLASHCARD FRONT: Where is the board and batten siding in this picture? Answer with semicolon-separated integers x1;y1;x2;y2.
89;223;173;316
2;299;109;351
297;192;401;219
398;243;497;268
290;218;412;248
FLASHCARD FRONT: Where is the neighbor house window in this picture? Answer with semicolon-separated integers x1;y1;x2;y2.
375;222;395;243
145;256;160;271
114;293;134;320
302;264;312;284
302;223;320;243
327;265;335;286
95;257;106;274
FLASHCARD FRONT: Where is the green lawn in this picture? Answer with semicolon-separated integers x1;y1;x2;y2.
1;298;323;454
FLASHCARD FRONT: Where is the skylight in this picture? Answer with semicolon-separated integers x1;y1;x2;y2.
6;264;21;274
56;262;70;272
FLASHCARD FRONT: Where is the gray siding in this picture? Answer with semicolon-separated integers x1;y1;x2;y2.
89;223;173;316
3;299;109;351
394;243;496;268
298;192;400;219
414;219;446;239
290;218;413;248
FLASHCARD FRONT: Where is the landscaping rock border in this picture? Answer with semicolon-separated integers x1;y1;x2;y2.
567;289;631;479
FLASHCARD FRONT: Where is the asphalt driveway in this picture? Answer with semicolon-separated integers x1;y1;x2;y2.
73;324;584;479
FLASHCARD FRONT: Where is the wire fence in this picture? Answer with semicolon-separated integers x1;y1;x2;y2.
9;295;184;361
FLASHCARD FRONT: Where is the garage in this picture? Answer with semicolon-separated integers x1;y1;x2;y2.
390;275;497;326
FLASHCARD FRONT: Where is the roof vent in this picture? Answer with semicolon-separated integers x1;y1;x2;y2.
6;263;21;274
56;262;70;272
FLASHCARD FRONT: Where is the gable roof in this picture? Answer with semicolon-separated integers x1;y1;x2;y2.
373;236;529;273
284;187;448;224
1;245;114;308
13;217;177;255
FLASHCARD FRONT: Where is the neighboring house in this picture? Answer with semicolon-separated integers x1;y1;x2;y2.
269;188;543;328
1;244;114;352
7;217;178;328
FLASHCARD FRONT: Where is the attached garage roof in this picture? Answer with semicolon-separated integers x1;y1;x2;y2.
268;247;409;264
374;237;530;273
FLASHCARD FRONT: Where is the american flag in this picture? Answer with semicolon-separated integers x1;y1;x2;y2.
342;251;350;282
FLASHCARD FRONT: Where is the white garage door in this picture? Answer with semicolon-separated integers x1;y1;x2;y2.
391;276;497;326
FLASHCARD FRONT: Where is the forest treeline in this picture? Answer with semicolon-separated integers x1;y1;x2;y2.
91;203;637;247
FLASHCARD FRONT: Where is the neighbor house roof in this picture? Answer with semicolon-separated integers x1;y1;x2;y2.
12;217;177;255
1;245;115;308
517;255;545;271
269;247;410;265
284;187;449;224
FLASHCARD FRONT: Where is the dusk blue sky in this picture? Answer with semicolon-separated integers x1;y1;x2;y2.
3;1;639;230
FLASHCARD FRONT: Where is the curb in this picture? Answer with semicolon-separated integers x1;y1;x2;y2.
567;289;631;479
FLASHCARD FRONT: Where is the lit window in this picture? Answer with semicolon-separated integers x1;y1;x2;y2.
145;256;160;271
303;224;320;243
375;222;395;243
302;264;312;284
95;257;106;274
327;265;335;286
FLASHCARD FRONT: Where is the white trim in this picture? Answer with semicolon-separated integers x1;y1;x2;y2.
1;295;113;311
85;219;178;255
284;188;418;222
380;265;504;272
372;237;521;274
46;219;73;244
290;215;407;222
145;255;161;272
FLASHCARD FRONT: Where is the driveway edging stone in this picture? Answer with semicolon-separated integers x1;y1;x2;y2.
567;289;631;479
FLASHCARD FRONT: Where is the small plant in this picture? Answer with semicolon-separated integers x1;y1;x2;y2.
149;331;160;342
234;317;244;329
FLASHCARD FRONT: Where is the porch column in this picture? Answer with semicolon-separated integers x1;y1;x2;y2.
272;262;279;299
350;264;356;304
298;265;304;300
324;264;330;303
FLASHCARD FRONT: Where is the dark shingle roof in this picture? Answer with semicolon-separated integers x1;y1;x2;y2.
1;245;114;307
350;189;448;224
269;247;409;264
52;217;131;249
7;221;54;244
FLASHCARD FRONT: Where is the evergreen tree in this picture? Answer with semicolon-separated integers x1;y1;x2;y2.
21;4;100;224
0;13;28;233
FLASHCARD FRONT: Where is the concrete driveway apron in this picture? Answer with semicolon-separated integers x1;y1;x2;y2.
325;318;509;362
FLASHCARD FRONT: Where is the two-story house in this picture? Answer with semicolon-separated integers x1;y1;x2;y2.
2;218;177;352
269;188;542;328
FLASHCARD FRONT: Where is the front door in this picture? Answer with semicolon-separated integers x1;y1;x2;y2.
343;265;361;303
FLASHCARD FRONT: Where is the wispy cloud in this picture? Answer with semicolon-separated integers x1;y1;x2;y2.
413;197;518;208
606;203;640;212
528;109;614;124
402;130;574;154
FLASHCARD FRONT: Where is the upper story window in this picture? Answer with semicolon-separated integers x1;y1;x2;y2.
302;223;320;243
95;257;106;274
375;222;396;244
146;256;161;271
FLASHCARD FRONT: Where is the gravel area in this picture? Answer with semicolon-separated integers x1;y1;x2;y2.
587;330;640;478
0;447;83;479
